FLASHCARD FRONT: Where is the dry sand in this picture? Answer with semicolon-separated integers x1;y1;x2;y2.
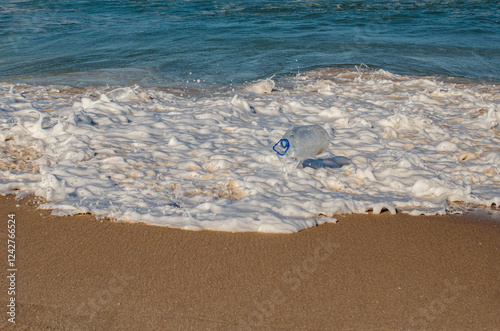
0;194;499;330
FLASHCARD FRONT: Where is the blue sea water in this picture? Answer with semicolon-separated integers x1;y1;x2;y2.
0;0;499;87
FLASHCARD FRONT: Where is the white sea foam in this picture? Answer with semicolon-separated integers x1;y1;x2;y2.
0;68;499;232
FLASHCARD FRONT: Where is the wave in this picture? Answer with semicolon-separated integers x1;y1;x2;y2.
0;67;499;232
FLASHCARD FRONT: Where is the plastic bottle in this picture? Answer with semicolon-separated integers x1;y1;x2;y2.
273;125;330;159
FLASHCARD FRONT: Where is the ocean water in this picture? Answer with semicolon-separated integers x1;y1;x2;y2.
0;1;499;232
1;0;499;87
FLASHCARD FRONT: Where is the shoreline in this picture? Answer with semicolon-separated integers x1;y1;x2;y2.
2;69;499;233
3;66;500;94
1;194;499;330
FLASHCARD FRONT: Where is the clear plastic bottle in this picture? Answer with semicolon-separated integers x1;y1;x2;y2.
273;125;330;159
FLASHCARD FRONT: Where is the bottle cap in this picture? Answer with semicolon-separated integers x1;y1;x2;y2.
273;139;290;156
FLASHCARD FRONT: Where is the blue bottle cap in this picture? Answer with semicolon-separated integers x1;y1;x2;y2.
273;139;290;156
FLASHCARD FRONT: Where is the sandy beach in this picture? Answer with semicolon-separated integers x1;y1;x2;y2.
1;194;499;330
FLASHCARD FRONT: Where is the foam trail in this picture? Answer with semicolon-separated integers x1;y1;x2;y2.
0;68;499;232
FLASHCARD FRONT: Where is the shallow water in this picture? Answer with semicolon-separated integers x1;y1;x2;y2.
1;1;499;232
0;68;499;232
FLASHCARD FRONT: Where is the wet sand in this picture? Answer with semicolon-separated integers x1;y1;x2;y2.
0;194;499;330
